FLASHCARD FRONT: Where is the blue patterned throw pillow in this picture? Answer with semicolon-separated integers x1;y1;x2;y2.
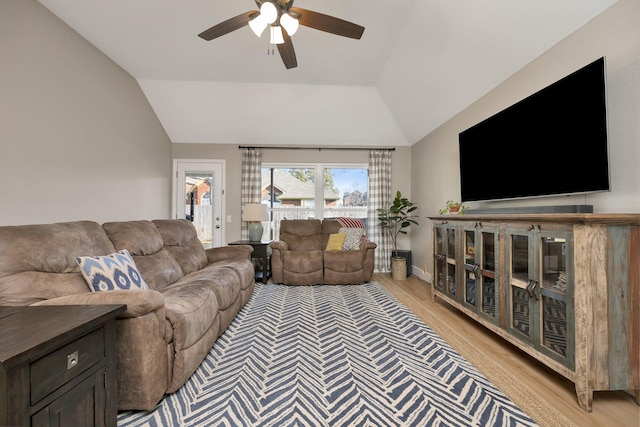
77;249;149;292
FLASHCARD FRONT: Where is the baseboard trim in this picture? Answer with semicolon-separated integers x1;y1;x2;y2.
412;266;431;284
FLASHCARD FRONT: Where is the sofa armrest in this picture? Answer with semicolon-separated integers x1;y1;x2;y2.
359;240;377;251
269;240;289;251
360;240;377;282
205;245;253;264
30;289;165;319
269;241;290;283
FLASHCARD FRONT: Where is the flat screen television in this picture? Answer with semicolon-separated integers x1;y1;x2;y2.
459;57;610;203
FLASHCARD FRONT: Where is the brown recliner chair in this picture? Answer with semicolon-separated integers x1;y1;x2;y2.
270;219;376;285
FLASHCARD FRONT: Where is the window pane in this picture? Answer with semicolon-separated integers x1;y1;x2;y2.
262;167;316;209
262;166;369;240
184;173;213;248
262;167;316;240
322;167;368;219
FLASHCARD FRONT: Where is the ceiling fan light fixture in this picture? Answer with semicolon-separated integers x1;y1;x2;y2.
280;13;299;36
270;25;285;44
249;15;268;37
260;2;278;25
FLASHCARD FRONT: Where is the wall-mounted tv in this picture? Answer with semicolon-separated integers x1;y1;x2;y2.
459;57;609;203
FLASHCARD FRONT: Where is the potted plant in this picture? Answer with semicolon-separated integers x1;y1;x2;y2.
377;191;419;280
439;200;466;215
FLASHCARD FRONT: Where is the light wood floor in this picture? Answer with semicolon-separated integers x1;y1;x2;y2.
375;273;640;427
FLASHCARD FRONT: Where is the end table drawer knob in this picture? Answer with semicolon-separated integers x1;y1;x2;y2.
30;328;104;404
67;351;79;369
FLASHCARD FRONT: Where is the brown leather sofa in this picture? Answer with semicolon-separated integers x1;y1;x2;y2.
270;219;376;285
0;219;254;410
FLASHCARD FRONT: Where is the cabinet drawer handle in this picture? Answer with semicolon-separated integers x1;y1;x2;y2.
473;264;481;277
526;280;540;300
67;351;79;370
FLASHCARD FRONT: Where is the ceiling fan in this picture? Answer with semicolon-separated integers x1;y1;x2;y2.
198;0;365;69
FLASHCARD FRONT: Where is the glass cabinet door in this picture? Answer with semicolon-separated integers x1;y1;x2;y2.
433;224;457;299
445;227;457;297
463;228;476;307
479;230;498;321
538;232;574;367
433;226;446;293
463;226;499;323
506;226;574;369
507;231;533;341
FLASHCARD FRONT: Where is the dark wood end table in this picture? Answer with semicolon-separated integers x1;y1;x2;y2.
229;240;272;283
0;304;126;427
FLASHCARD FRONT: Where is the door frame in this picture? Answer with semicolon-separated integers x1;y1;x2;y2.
172;159;226;246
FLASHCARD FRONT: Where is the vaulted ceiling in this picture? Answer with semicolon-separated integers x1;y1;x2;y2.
38;0;616;146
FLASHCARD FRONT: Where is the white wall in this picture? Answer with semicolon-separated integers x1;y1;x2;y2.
410;0;640;282
0;0;172;225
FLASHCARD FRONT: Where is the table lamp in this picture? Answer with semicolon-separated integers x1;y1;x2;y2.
242;203;269;241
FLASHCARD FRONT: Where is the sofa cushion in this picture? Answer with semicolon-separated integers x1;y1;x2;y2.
103;221;184;290
153;220;208;276
326;233;346;251
324;250;365;273
324;250;365;284
130;249;184;291
279;219;323;251
170;265;241;311
77;249;149;292
282;250;324;285
161;284;219;351
103;220;165;256
0;221;115;305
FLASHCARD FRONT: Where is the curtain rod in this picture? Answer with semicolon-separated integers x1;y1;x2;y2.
238;145;395;152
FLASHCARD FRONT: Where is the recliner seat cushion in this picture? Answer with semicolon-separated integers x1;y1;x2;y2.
160;284;220;392
171;266;240;312
324;250;365;284
283;250;323;285
161;284;220;351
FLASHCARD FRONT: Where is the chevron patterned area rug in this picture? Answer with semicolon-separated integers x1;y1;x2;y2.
118;283;537;427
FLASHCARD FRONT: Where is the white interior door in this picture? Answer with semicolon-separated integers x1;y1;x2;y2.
173;160;224;248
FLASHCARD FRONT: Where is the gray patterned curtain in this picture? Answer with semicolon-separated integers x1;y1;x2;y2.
368;150;392;271
241;149;262;240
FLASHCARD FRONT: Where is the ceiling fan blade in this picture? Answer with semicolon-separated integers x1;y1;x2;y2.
197;10;258;41
290;7;364;39
277;30;298;69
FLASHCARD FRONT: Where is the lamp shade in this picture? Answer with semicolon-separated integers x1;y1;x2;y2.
243;203;268;241
242;203;269;222
280;13;299;36
249;15;268;37
260;2;278;24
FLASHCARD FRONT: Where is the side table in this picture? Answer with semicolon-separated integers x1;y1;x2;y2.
0;304;126;427
229;240;272;283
